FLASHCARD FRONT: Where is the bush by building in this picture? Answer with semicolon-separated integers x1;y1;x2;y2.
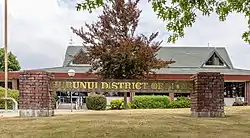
0;87;19;109
167;97;190;108
109;96;190;109
232;101;248;106
109;99;132;109
110;99;123;109
132;95;171;109
86;94;107;110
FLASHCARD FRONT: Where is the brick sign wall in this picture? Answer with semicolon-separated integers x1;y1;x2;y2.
17;70;225;118
19;71;55;117
191;72;225;117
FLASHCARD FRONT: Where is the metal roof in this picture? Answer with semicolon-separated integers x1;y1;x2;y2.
62;46;86;67
37;66;250;75
156;46;233;68
35;46;250;75
63;46;233;68
153;67;250;75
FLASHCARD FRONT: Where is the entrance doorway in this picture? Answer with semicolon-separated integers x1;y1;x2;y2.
56;91;88;109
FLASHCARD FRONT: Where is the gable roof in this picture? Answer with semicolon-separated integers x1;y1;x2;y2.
62;46;234;69
71;48;89;64
155;46;233;68
200;49;231;68
63;46;86;67
35;45;250;76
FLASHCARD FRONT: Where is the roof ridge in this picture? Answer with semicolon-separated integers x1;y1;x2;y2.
160;46;226;48
63;45;233;68
66;45;227;49
67;45;83;47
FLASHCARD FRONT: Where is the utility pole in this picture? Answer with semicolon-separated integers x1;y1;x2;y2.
4;0;8;110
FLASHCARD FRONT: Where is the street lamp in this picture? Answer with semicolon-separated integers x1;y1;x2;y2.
68;69;75;77
4;0;8;111
68;69;75;112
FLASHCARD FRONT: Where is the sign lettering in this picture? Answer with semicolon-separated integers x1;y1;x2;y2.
51;80;193;93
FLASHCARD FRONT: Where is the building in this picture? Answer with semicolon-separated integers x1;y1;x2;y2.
1;46;250;106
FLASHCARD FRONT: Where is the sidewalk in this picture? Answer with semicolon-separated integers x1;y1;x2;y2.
0;110;19;118
0;109;89;118
55;109;88;115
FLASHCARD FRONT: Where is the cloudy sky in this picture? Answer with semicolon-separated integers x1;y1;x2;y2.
0;0;249;70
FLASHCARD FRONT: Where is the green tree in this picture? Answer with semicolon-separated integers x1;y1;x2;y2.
76;0;250;44
72;0;175;80
0;48;21;71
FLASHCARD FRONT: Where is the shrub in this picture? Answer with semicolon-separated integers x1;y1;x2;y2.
232;97;248;106
110;99;132;109
127;102;132;108
168;101;189;108
86;94;107;110
167;96;190;108
232;101;247;106
121;100;132;109
0;87;19;109
132;95;170;109
176;96;190;102
110;99;123;109
54;91;59;107
167;102;180;108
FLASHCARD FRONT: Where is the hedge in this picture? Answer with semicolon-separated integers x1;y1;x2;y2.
110;99;123;109
86;94;107;110
167;96;190;108
232;101;248;106
109;96;190;109
132;95;171;109
109;99;132;109
0;87;19;109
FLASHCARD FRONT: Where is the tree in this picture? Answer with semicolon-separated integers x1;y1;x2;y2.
0;48;21;71
71;0;175;80
76;0;250;44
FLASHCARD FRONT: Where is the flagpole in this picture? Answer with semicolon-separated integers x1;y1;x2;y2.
4;0;8;110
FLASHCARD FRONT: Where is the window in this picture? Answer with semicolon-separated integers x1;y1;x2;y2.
0;82;12;89
224;82;245;98
71;50;89;65
205;53;224;66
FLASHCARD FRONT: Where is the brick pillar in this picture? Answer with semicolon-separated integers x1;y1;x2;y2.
191;72;225;117
19;70;55;117
245;81;250;105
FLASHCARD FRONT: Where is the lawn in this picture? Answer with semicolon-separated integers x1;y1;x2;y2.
1;107;250;138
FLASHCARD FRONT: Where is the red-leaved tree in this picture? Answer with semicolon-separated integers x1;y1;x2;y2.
71;0;175;80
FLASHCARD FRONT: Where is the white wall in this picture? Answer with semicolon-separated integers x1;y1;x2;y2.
224;98;235;106
224;97;244;106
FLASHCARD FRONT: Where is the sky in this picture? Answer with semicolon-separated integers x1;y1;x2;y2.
0;0;249;70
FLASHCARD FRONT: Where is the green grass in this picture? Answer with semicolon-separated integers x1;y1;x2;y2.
1;107;250;138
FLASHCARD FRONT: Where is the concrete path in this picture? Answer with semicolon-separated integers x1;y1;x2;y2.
0;109;89;118
0;110;19;118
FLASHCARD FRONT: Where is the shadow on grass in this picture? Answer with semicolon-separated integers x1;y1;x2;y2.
175;113;235;118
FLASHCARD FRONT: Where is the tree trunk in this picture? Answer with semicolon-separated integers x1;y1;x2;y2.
124;92;127;109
